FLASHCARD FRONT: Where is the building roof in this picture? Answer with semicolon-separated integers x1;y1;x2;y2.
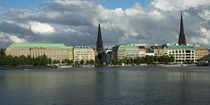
73;46;93;49
194;46;208;50
7;43;73;49
167;45;194;49
119;45;139;49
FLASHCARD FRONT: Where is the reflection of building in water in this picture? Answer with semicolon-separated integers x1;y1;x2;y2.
94;70;119;104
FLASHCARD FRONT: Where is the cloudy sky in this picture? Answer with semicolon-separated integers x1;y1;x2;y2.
0;0;210;48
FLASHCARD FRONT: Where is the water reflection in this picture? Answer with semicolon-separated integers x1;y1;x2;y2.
0;67;210;105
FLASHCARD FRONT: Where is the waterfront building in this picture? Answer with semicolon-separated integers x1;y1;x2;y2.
112;45;147;60
161;13;196;63
103;48;112;63
5;43;73;61
139;46;146;57
178;13;187;45
73;46;95;62
151;45;164;56
163;44;195;63
194;45;209;61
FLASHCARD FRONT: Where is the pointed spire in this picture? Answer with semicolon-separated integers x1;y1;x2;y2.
178;12;187;45
97;24;102;42
96;24;103;52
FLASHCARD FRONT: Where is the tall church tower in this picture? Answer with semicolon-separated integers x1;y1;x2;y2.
96;24;103;53
178;13;187;45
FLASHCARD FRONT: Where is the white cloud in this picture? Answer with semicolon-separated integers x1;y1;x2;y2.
29;21;55;35
151;0;210;11
0;32;27;47
1;0;210;48
9;35;28;43
5;20;30;30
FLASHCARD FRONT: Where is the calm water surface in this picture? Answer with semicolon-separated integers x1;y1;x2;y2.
1;67;210;105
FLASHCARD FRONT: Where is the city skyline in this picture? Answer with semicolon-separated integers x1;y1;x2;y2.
0;0;210;48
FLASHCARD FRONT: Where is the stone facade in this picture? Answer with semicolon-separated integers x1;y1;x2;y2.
5;43;73;61
5;43;95;62
194;46;209;61
112;45;147;60
73;46;95;62
164;44;195;63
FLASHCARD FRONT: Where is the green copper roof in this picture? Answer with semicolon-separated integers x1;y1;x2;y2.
194;46;207;50
119;45;139;49
7;43;73;49
167;45;194;49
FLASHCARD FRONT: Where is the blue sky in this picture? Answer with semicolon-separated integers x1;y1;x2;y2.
0;0;149;10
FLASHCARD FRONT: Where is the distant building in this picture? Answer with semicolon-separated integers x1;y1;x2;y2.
103;48;112;63
161;13;196;63
194;45;209;61
139;46;146;57
112;45;147;60
73;46;95;62
5;43;73;61
163;44;195;63
151;45;164;56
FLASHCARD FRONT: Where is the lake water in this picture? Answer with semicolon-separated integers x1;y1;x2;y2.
0;67;210;105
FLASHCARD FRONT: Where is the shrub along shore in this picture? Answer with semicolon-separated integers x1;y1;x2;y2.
0;55;175;70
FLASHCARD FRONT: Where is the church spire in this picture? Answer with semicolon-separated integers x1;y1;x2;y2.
96;24;103;52
178;13;187;45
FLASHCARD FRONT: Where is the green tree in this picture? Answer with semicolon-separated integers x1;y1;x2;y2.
80;60;84;65
19;55;26;65
53;60;58;64
145;56;151;64
95;58;100;65
74;61;79;66
169;55;175;62
40;55;48;66
90;60;95;65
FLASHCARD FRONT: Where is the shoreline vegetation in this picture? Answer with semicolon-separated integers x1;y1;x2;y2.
0;55;207;70
0;66;52;70
0;54;205;70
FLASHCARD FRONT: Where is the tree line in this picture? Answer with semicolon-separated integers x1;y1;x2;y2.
0;55;52;66
0;55;96;66
111;55;175;65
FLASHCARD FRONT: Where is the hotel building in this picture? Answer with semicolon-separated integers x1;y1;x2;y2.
73;46;95;62
112;45;147;60
5;43;95;62
194;45;209;61
163;44;195;63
